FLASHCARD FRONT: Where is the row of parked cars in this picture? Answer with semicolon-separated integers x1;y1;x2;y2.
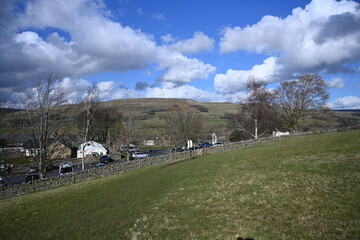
1;150;153;187
173;142;222;152
24;160;76;182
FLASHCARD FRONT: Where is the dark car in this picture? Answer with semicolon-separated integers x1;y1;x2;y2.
95;163;105;168
173;145;185;152
0;176;7;188
25;172;40;182
27;166;39;173
99;155;113;163
199;142;213;148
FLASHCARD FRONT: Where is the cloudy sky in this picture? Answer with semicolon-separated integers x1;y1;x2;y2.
1;0;360;109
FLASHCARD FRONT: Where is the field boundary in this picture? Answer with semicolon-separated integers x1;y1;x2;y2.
0;131;325;200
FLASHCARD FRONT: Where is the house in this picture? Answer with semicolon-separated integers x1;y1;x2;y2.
48;140;72;159
77;141;108;158
24;139;40;157
143;140;155;146
0;134;27;153
1;134;79;159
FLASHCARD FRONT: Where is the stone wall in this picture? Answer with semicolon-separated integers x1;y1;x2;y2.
0;132;313;200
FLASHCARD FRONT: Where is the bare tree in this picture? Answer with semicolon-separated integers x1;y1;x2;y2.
78;84;99;170
272;74;329;132
120;115;137;161
92;107;119;142
231;77;282;140
165;104;204;145
20;74;68;178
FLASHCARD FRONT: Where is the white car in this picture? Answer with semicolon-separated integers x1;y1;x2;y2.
132;151;149;159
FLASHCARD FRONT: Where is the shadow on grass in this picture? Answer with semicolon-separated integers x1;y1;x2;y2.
236;237;255;240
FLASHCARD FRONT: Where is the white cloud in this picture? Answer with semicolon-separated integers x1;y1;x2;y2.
161;34;174;43
330;96;360;109
61;77;92;103
167;32;214;54
219;0;360;79
145;83;247;103
7;0;159;76
61;78;141;103
328;77;345;88
214;57;278;94
146;85;225;102
0;0;215;101
157;52;216;84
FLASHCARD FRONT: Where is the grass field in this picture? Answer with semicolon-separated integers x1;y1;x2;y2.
0;130;359;239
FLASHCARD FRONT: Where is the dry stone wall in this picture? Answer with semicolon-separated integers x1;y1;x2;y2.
0;132;313;200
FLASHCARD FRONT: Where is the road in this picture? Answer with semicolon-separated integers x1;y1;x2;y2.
2;148;171;186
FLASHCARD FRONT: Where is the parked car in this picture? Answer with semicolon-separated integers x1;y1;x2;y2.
27;166;39;173
25;172;39;182
95;163;105;168
132;151;149;159
199;142;213;148
59;161;73;175
173;145;185;152
100;155;113;163
0;176;7;187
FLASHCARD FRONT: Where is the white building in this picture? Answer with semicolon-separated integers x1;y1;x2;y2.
272;130;290;137
77;141;108;158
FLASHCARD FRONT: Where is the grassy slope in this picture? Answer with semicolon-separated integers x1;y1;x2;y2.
0;130;359;239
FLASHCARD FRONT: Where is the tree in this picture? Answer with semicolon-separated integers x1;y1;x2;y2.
230;77;283;140
119;115;137;161
272;74;329;132
20;74;68;178
77;84;99;170
165;104;204;145
91;107;119;142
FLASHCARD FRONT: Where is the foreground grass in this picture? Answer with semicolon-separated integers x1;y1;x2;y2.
1;131;359;239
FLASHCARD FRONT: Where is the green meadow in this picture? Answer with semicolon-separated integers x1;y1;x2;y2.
1;130;359;239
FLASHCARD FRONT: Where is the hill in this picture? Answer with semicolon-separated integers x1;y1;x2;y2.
1;98;359;143
0;130;359;239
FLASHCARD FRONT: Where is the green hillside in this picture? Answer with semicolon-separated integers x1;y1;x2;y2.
101;98;238;138
1;98;359;142
1;130;359;239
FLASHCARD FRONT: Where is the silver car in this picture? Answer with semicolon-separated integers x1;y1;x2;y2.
132;151;149;159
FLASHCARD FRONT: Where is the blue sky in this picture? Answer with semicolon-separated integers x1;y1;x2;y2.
1;0;360;109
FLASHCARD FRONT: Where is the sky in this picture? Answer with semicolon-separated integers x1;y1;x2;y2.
1;0;360;109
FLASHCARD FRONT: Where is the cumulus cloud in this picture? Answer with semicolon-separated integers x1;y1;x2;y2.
63;78;141;102
161;34;175;43
157;52;216;85
145;83;247;103
146;85;225;102
0;0;215;101
214;57;278;94
167;32;214;54
328;77;345;88
218;0;360;92
330;96;360;109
